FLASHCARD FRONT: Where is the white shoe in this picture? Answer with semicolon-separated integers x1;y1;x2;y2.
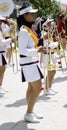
47;89;56;95
0;88;6;94
24;113;40;123
33;112;43;119
0;87;8;94
50;88;58;94
44;89;48;95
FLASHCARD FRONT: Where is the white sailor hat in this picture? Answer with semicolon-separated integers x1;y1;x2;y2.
43;18;54;26
19;6;38;15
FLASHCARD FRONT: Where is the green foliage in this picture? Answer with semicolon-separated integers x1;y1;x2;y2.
28;0;62;19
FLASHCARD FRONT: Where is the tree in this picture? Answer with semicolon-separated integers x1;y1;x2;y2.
28;0;62;20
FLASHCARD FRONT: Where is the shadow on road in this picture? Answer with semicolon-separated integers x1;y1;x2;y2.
63;104;67;108
53;76;67;83
0;120;36;130
5;98;26;108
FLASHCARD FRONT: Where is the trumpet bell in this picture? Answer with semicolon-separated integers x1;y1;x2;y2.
44;64;57;71
57;50;64;56
0;0;14;17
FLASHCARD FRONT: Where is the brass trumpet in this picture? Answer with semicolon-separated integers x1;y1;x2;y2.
57;37;67;74
44;44;57;71
9;19;19;74
51;23;67;74
43;26;58;71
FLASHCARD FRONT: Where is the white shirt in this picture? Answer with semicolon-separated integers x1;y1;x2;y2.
18;26;39;65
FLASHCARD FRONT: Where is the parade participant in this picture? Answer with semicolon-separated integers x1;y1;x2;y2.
17;4;46;123
0;15;12;94
0;0;15;67
57;14;66;50
1;17;12;66
65;16;67;36
1;17;17;66
57;14;65;34
65;16;67;49
42;18;58;95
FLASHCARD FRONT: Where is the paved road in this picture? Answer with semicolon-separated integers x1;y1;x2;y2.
0;59;67;130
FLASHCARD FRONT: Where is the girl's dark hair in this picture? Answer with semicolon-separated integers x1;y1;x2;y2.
17;3;29;30
17;15;24;30
19;3;29;12
17;3;34;30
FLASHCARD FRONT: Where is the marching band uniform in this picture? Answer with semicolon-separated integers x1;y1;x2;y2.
43;35;58;95
0;15;11;94
1;18;17;66
18;25;43;82
1;19;12;65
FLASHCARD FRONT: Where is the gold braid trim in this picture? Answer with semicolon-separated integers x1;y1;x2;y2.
23;25;38;48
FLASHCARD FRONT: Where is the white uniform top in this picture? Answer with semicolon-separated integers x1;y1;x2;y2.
18;26;39;65
1;23;11;49
18;26;44;82
42;39;58;67
0;31;11;66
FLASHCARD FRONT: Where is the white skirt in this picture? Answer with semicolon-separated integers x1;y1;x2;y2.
21;63;44;82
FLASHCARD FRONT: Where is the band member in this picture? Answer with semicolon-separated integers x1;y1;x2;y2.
65;16;67;49
65;16;67;36
2;18;17;66
1;17;12;65
57;14;66;50
17;4;47;123
41;18;58;95
0;15;12;94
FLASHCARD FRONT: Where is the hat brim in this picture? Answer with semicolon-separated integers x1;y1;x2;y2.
29;9;38;13
43;18;54;26
19;6;38;15
48;19;53;23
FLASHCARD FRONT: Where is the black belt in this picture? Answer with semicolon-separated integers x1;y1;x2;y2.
20;55;27;58
20;61;39;66
0;51;5;53
44;52;54;55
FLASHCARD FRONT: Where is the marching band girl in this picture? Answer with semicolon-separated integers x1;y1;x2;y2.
0;15;12;94
41;18;58;95
17;4;47;123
